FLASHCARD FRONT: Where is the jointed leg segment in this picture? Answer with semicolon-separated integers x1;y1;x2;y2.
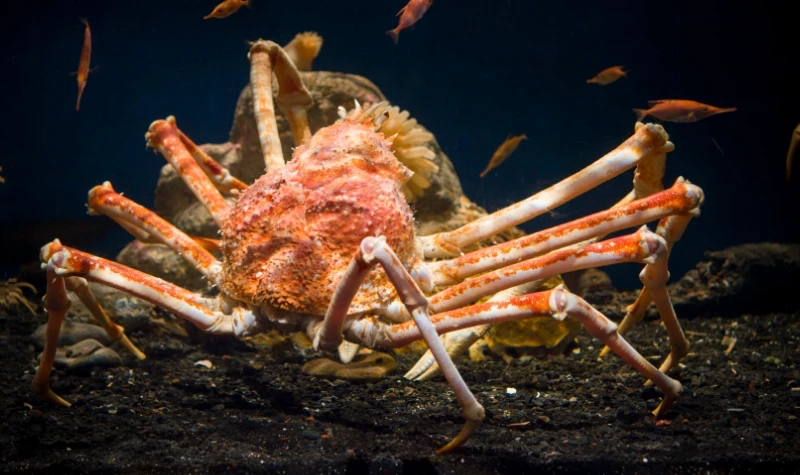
310;236;485;454
86;181;224;286
33;240;260;407
248;39;314;172
419;123;675;258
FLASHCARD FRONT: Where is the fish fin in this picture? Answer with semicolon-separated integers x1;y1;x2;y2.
632;108;648;121
79;17;89;27
396;5;408;16
243;0;253;8
647;100;668;105
386;28;400;44
89;65;100;74
69;70;78;76
586;78;595;84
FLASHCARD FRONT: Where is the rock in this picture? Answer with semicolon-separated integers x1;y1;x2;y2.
31;320;111;349
83;283;155;333
302;351;396;382
44;338;123;374
116;240;208;292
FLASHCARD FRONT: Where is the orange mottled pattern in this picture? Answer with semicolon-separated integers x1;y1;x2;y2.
221;120;418;315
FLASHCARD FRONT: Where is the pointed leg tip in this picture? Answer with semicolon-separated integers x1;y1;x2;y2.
434;419;481;455
33;381;72;408
117;333;146;360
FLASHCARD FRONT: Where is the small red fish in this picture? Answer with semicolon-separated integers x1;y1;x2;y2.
480;134;527;178
204;0;251;20
386;0;433;44
633;100;737;123
586;65;627;85
74;18;93;111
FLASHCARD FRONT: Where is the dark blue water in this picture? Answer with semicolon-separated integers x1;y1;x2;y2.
2;0;798;288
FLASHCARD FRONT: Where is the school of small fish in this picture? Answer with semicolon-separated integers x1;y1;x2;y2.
68;3;789;183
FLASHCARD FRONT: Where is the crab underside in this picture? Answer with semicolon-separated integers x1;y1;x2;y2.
34;37;704;454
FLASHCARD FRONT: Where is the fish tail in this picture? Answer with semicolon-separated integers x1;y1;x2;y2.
76;82;86;111
79;17;89;27
386;28;400;44
243;0;252;9
632;108;647;121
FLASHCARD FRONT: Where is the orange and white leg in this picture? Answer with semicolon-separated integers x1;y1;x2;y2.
351;286;683;418
427;180;703;286
306;236;485;455
34;240;259;407
600;204;698;376
405;223;677;381
428;226;667;315
248;39;314;172
86;182;224;286
146;119;231;228
404;280;542;381
599;177;700;359
165;116;248;195
418;123;675;258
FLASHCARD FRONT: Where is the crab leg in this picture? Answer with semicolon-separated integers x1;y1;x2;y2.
33;263;73;407
406;226;669;381
352;286;682;416
599;177;699;361
405;279;545;381
34;240;258;407
429;226;667;315
64;276;145;360
166;116;248;195
419;123;674;258
248;40;314;172
641;215;693;377
146;119;230;228
601;208;696;380
309;236;485;454
428;180;703;286
86;182;224;286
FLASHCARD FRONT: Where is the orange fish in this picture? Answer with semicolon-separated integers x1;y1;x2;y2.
480;134;527;178
204;0;251;20
787;123;800;182
633;100;737;123
386;0;433;44
586;65;627;85
73;18;94;111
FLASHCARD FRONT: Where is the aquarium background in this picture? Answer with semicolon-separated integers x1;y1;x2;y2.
2;0;798;289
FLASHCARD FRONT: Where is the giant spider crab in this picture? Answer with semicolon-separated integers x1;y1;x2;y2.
35;38;704;454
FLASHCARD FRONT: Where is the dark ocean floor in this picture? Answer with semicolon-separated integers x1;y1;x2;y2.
1;246;799;474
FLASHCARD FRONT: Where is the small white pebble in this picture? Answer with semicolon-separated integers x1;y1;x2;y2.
506;387;517;395
195;360;213;369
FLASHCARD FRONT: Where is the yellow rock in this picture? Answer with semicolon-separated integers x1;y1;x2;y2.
302;351;396;382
